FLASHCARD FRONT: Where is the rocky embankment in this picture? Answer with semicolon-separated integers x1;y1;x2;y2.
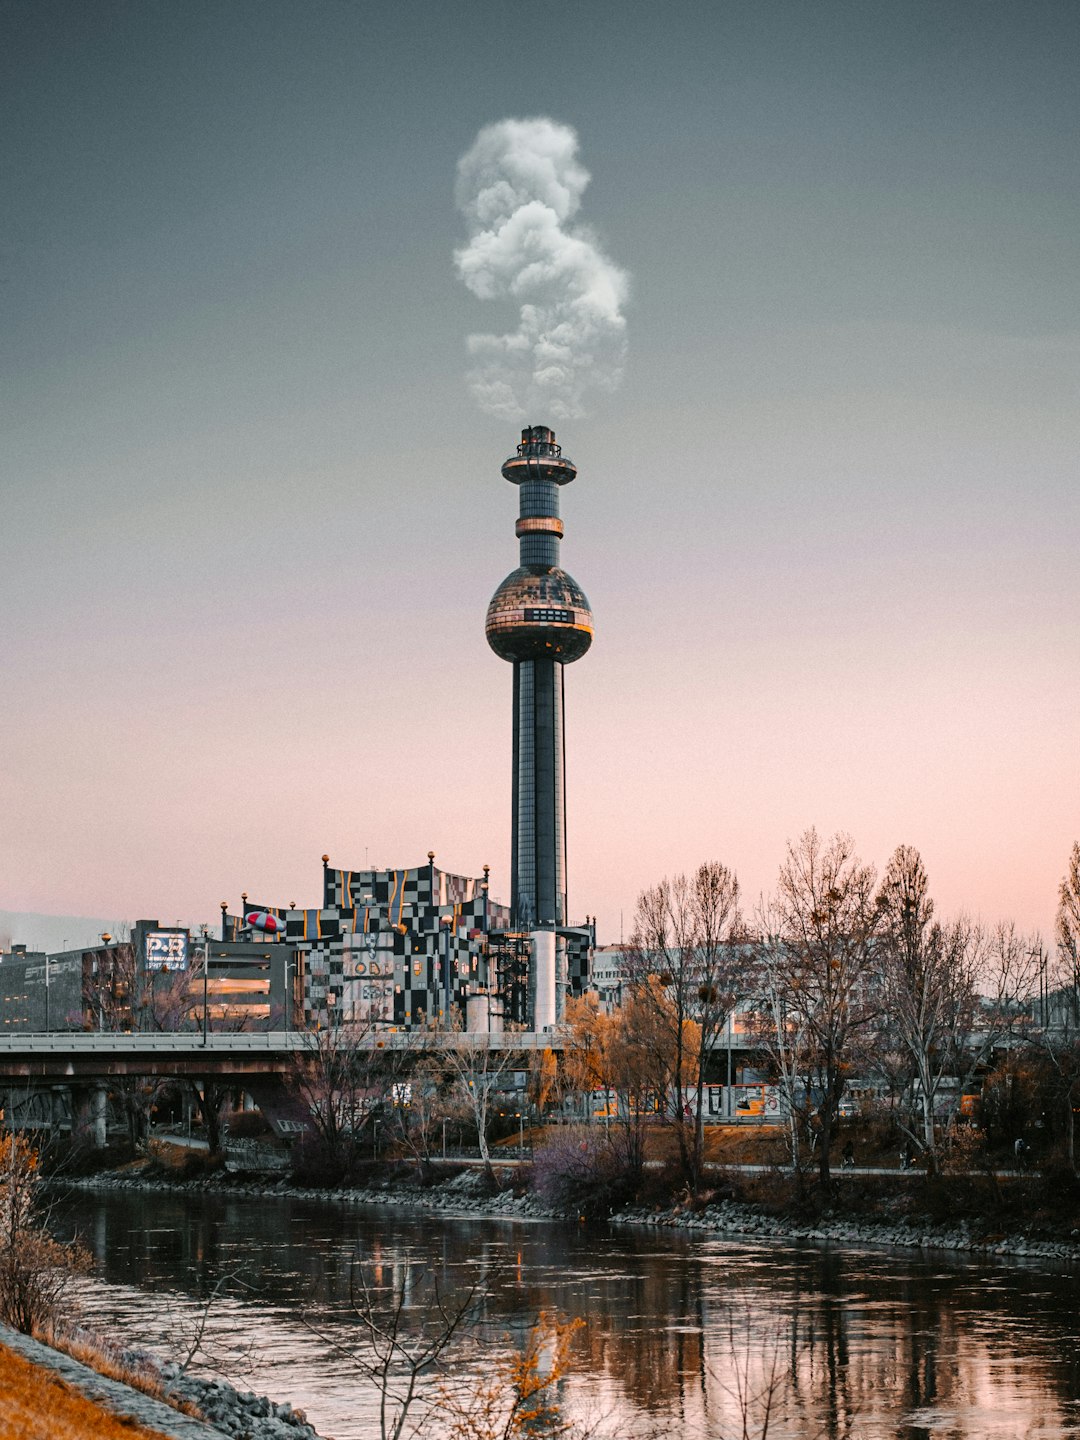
66;1166;1080;1265
0;1321;327;1440
611;1196;1080;1265
158;1362;324;1440
66;1165;560;1219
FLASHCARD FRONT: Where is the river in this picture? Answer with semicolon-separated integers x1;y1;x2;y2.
47;1188;1080;1440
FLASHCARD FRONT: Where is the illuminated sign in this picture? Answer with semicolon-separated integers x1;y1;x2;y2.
145;931;189;972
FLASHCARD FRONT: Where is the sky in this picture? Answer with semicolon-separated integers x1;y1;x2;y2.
1;0;1077;949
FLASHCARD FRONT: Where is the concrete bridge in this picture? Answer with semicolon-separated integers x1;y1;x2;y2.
0;1029;563;1150
0;1029;563;1081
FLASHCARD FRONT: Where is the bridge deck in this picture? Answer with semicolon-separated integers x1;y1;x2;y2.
0;1029;563;1080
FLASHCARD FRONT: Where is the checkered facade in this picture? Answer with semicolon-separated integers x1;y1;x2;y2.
269;863;511;1028
230;860;596;1031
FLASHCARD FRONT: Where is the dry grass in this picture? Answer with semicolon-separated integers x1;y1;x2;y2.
45;1329;166;1402
40;1327;206;1420
0;1341;175;1440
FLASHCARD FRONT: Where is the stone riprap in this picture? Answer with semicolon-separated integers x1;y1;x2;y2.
610;1198;1080;1265
160;1366;325;1440
67;1167;559;1220
0;1321;329;1440
65;1169;1080;1266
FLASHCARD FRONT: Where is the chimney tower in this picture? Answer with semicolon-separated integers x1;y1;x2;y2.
486;425;593;1029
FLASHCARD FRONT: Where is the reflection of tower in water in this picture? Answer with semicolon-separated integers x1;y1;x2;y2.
486;426;593;1029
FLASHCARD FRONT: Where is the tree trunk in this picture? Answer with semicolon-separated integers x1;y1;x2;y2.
921;1079;938;1176
1066;1083;1076;1176
475;1098;496;1186
691;1077;706;1196
818;1113;832;1185
193;1082;224;1156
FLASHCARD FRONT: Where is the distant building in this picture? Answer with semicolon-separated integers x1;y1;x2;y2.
223;855;594;1032
590;945;630;1013
0;924;292;1034
0;939;128;1032
228;858;516;1029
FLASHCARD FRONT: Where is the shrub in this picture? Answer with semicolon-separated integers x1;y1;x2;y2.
530;1127;638;1217
0;1135;90;1336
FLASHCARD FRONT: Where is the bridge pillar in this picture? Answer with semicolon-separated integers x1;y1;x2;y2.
74;1085;109;1149
50;1087;69;1135
91;1085;107;1149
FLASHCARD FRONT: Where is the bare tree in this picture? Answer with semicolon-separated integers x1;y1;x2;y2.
306;1259;604;1440
939;918;1040;1103
874;845;969;1172
751;894;813;1187
1023;844;1080;1171
389;1045;463;1181
768;829;880;1184
624;861;743;1193
303;1259;485;1440
1055;842;1080;1005
291;1020;400;1181
441;1021;523;1180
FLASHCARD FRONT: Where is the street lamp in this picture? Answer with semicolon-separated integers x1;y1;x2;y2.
440;916;454;1026
199;928;210;1047
98;934;112;1034
283;949;291;1040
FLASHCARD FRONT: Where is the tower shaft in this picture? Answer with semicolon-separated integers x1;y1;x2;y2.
511;657;565;930
486;425;593;1029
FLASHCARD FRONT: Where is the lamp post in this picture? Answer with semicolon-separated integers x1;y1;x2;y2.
285;902;296;1039
283;949;291;1040
99;934;112;1033
441;916;454;1027
199;929;210;1047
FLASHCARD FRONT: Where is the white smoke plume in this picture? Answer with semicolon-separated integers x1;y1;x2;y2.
454;118;629;420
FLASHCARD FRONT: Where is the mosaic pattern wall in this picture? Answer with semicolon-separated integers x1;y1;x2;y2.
227;859;595;1030
228;863;507;1027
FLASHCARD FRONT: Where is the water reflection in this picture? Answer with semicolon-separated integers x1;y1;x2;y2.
48;1191;1080;1440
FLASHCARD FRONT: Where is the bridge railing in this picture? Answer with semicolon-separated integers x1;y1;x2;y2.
0;1029;563;1054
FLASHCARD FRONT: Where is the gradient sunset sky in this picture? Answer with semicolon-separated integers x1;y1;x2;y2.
2;0;1077;945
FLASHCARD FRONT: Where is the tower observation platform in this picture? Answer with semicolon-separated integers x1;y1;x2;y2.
486;426;593;1030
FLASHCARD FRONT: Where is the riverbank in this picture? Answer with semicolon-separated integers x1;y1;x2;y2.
611;1196;1080;1264
61;1164;1080;1268
0;1320;331;1440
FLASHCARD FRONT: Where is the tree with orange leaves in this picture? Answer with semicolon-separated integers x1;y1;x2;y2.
0;1135;89;1336
440;1313;583;1440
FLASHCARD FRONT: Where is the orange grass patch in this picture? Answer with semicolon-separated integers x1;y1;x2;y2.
46;1330;168;1404
0;1341;175;1440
